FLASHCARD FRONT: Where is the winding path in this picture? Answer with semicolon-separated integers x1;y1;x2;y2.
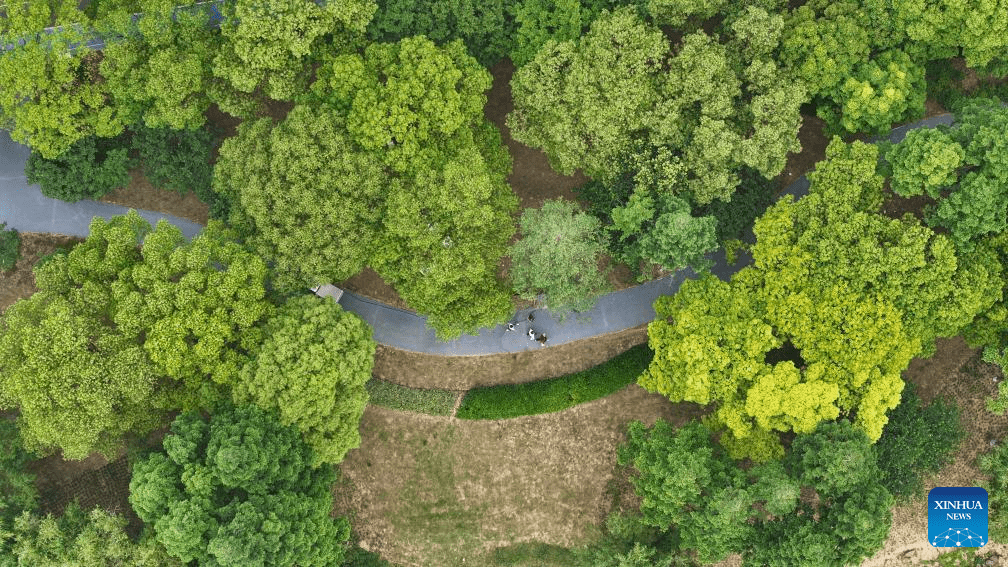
0;114;955;354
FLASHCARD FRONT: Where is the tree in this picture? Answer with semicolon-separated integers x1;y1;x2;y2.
0;224;22;272
213;0;376;111
24;134;131;202
212;105;386;292
98;1;219;130
372;127;518;339
128;124;215;197
507;8;668;183
0;419;38;559
609;190;718;275
367;0;515;66
0;37;129;159
874;382;965;499
887;0;1008;69
128;404;351;567
883;127;965;198
304;36;518;339
641;139;999;461
234;295;375;466
111;218;274;409
509;6;803;204
509;0;590;68
4;504;180;566
779;2;871;99
308;36;493;175
822;48;926;134
784;420;879;499
0;212;273;459
510;199;610;315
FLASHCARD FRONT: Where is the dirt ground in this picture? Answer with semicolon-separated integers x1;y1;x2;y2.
334;337;1008;567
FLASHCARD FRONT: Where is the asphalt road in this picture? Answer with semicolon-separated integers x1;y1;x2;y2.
0;113;957;354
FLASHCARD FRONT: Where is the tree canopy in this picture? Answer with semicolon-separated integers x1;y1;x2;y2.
0;212;273;459
640;139;999;461
128;404;350;567
235;295;375;466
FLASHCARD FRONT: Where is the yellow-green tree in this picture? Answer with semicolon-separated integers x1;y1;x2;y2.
640;139;1000;461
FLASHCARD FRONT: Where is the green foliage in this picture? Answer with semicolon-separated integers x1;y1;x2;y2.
129;124;214;196
306;36;517;340
367;0;515;66
785;420;879;499
98;2;218;130
822;49;926;135
371;123;517;340
213;105;386;291
457;344;652;419
0;224;20;272
779;3;871;99
507;7;668;183
509;0;589;68
235;295;375;466
884;127;965;198
979;439;1008;543
0;212;273;459
888;0;1008;70
112;218;274;409
642;139;998;461
509;199;610;315
694;167;777;244
312;36;492;175
645;0;726;27
609;191;718;275
0;419;38;559
0;34;129;160
24;134;131;202
129;404;351;566
213;0;376;107
509;6;802;210
875;382;965;499
4;504;179;567
342;545;395;566
365;380;458;416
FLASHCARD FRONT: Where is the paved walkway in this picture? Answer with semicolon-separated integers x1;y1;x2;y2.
0;114;956;355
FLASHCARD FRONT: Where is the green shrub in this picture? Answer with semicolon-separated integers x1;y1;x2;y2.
25;134;131;202
695;166;776;244
491;541;579;566
129;125;214;196
343;545;395;566
365;380;458;416
0;223;20;272
456;344;652;419
875;382;965;499
979;438;1008;543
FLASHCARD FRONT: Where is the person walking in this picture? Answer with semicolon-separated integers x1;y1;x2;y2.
528;328;536;340
536;333;548;346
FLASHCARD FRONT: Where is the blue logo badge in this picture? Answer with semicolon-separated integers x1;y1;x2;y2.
928;487;988;547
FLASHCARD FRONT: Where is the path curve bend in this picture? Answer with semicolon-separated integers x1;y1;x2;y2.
0;114;955;355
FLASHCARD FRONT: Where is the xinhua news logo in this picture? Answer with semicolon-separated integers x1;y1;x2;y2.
929;487;988;548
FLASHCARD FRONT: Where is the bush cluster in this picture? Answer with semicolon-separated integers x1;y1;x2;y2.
875;382;965;499
365;379;459;416
0;223;20;272
25;134;131;202
456;344;652;419
979;439;1008;543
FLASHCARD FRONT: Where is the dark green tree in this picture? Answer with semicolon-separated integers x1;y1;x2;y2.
129;404;350;566
24;135;131;202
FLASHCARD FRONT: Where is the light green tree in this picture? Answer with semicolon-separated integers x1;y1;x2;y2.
212;105;386;292
235;295;375;466
883;127;965;198
213;0;376;112
510;199;609;315
99;1;218;130
5;504;180;567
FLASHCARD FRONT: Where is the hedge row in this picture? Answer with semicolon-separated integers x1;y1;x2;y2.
364;379;458;416
455;344;653;420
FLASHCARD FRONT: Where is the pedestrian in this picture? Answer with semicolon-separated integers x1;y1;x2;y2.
528;328;536;340
527;312;534;323
506;322;516;332
536;333;548;346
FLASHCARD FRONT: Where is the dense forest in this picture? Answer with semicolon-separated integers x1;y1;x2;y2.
1;0;1008;565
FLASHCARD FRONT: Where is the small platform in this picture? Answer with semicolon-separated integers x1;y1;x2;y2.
311;284;344;302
